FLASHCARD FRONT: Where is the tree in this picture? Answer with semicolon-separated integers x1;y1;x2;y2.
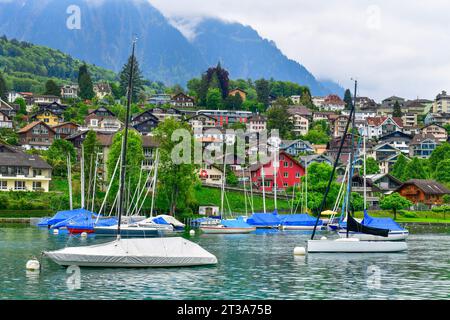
390;154;409;181
429;142;450;173
119;55;144;103
403;157;428;181
206;88;223;109
380;193;412;220
153;118;198;216
224;93;243;110
266;104;293;139
14;98;27;115
44;80;61;97
45;139;76;177
392;100;403;118
78;64;95;100
444;124;450;135
365;157;380;174
435;159;450;184
198;63;230;105
82;130;101;191
255;79;270;108
350;192;365;211
301;129;330;144
343;89;353;110
0;71;8;100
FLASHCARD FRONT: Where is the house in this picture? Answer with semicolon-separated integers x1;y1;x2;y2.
60;84;79;99
287;106;312;136
37;102;68;116
250;151;305;192
18;121;56;150
170;93;195;109
52;122;80;140
131;110;158;126
148;94;172;105
378;96;405;115
199;165;224;186
343;109;377;121
378;131;412;154
424;113;450;127
246;114;266;133
313;111;335;122
355;97;377;110
149;107;183;121
229;89;247;101
196;110;252;126
331;115;349;138
409;133;440;158
31;108;62;126
421;124;448;142
396;179;450;208
0;110;13;129
298;154;333;167
7;92;24;103
326;134;356;165
199;206;220;216
433;90;450;113
339;175;381;209
280;139;314;157
320;94;345;112
0;98;18;118
366;173;403;193
404;100;428;115
142;135;159;171
93;83;112;100
312;96;326;109
83;107;122;132
369;143;404;173
402;113;418;128
186;113;218;134
133;117;159;135
364;116;403;140
0;143;52;192
32;95;61;105
290;95;302;105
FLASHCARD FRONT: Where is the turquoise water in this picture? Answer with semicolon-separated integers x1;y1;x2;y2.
0;224;449;300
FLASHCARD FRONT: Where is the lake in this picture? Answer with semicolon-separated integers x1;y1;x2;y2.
0;223;449;300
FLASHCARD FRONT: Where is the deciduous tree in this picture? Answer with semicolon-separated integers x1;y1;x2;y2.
380;193;412;220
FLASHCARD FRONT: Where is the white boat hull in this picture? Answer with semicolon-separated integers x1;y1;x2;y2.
307;238;407;253
44;237;218;267
337;230;409;241
200;226;256;234
282;225;323;231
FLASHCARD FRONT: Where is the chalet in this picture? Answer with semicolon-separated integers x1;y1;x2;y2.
0;143;52;192
331;115;349;138
83;107;122;132
185;113;218;132
320;94;345;112
280;139;314;157
424;113;450;127
32;95;61;105
369;143;404;173
133;117;159;135
31;108;62;126
326;134;357;165
366;173;403;193
298;154;333;167
229;89;247;101
409;133;440;158
378;96;405;115
61;84;79;99
18;121;56;150
149;107;182;121
246;114;267;133
339;175;382;209
131;110;159;126
396;179;450;208
199;165;224;186
148;94;171;105
142;135;159;171
364;116;403;140
170;93;195;109
421;124;448;142
378;131;412;155
52;122;80;140
0;98;18;118
37;102;68;116
290;95;302;105
93;83;112;100
355;97;377;110
0;110;13;129
313;111;335;122
250;151;305;192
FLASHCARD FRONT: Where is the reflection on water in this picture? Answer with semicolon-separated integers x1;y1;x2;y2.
0;224;449;300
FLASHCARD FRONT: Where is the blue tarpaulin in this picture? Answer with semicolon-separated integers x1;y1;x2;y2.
221;217;253;228
247;212;281;227
47;208;95;227
279;214;323;227
362;211;405;231
153;217;170;225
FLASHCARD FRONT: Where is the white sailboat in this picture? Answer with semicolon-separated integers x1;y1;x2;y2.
44;39;217;267
306;80;407;253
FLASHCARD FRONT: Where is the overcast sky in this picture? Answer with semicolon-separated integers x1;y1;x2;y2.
149;0;450;102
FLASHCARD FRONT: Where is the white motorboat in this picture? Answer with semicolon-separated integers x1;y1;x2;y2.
337;230;409;241
307;238;407;253
44;237;218;267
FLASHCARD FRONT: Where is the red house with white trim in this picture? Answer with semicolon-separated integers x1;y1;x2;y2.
250;151;305;192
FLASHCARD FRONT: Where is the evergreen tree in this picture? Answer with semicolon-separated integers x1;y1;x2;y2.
343;89;353;110
267;104;294;139
44;80;61;97
391;154;409;181
255;79;270;108
0;72;8;101
78;64;95;100
392;100;403;118
119;55;144;103
198;63;230;105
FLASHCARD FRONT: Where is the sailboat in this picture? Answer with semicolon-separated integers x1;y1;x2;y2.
200;157;256;234
307;80;407;253
44;39;217;267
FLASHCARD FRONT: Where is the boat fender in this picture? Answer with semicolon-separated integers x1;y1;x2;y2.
321;236;328;240
26;258;40;272
189;230;195;236
52;229;59;235
81;232;88;238
293;247;306;256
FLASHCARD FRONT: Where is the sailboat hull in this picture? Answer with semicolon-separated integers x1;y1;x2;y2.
337;230;409;241
282;225;323;231
94;225;160;237
200;226;256;234
307;239;407;253
44;237;218;267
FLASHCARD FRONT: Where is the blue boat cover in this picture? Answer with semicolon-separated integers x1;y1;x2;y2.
153;217;170;225
279;214;323;226
362;211;405;231
221;217;253;228
37;217;51;227
47;208;94;227
247;212;281;227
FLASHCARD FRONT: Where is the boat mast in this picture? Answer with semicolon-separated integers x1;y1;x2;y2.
347;79;358;238
91;152;99;213
149;150;159;218
67;153;73;211
273;149;278;212
81;145;85;209
363;130;367;211
261;166;266;213
220;156;226;218
305;160;308;214
117;37;137;237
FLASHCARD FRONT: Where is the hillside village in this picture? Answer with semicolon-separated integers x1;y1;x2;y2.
1;54;450;216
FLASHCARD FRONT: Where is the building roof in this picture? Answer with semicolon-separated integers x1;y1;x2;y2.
367;116;403;128
51;122;80;129
398;179;450;195
0;144;52;169
142;135;160;148
248;114;267;122
18;121;56;134
410;133;439;145
287;106;312;116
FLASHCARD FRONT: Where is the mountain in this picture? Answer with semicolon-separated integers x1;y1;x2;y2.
0;0;343;96
0;36;116;92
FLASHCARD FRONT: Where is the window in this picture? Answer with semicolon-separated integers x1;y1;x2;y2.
14;181;26;190
284;172;289;178
33;169;42;177
32;181;42;191
91;119;99;127
284;161;289;168
296;172;301;178
0;181;7;190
